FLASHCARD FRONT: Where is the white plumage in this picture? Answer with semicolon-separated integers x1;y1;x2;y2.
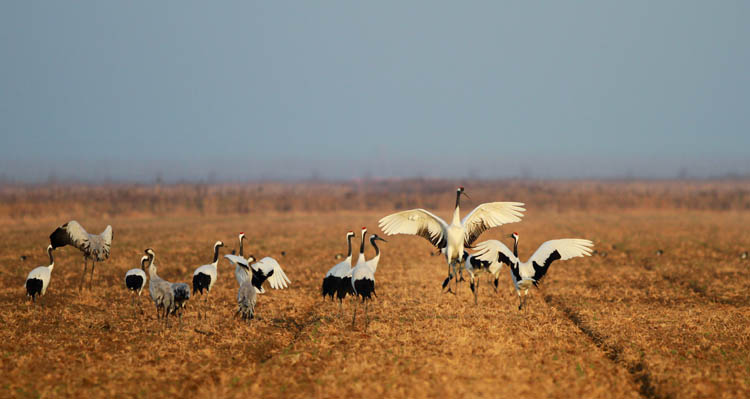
474;233;594;310
224;233;250;285
25;245;55;302
322;231;355;304
224;233;290;294
49;220;113;290
125;256;148;296
379;187;524;291
462;250;504;304
350;229;386;331
192;240;225;295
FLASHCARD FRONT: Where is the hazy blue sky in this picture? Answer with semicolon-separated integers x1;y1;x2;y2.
1;1;748;182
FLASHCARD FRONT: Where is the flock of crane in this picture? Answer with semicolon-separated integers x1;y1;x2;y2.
320;187;594;329
25;223;290;326
24;186;594;330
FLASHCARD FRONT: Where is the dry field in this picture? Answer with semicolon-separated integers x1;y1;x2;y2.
0;181;749;398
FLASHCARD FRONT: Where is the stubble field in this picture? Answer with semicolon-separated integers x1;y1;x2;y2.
0;180;749;398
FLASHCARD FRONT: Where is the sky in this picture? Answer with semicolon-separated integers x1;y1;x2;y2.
1;1;748;182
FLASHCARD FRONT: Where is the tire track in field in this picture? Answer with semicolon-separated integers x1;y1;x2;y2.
543;294;668;399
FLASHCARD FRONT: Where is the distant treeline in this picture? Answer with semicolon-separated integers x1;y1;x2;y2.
0;179;748;219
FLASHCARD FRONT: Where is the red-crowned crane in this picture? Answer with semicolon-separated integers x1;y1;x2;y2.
25;245;55;303
224;233;290;294
125;255;148;313
462;250;504;305
379;187;524;293
351;231;387;331
322;231;356;310
192;241;225;319
474;232;593;310
49;220;112;290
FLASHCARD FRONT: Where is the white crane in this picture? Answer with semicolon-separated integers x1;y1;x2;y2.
474;232;594;310
145;248;175;325
462;250;504;305
379;187;524;292
49;220;112;290
322;231;355;308
125;255;149;313
350;231;387;331
25;245;55;303
223;234;290;294
192;241;225;319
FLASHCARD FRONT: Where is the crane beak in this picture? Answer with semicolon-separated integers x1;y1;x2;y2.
376;237;388;242
462;191;471;200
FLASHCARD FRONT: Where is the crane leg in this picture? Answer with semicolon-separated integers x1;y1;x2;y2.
453;261;459;294
89;260;96;290
352;302;357;327
364;301;369;332
474;277;479;305
79;258;88;291
517;292;522;311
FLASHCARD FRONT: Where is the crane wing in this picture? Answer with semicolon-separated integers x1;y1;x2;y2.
462;202;525;247
473;239;518;266
49;220;90;251
527;239;594;266
100;225;113;247
252;257;290;290
378;209;448;249
225;254;249;268
525;239;594;283
326;260;350;278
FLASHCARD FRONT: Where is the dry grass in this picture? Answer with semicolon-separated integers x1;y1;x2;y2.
0;181;749;398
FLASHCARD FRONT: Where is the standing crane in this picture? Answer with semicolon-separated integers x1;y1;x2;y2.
125;255;149;313
25;245;55;303
474;232;594;310
462;250;504;305
49;220;112;290
192;241;225;319
322;231;356;309
224;234;290;293
350;231;387;331
145;248;175;325
379;187;524;292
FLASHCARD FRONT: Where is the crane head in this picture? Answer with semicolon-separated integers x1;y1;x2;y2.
370;234;387;243
239;232;246;241
214;241;224;248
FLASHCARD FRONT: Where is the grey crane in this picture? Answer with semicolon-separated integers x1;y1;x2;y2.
145;248;177;326
237;279;258;321
49;220;112;290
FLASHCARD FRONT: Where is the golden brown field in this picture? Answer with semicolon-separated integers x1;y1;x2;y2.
1;180;749;398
